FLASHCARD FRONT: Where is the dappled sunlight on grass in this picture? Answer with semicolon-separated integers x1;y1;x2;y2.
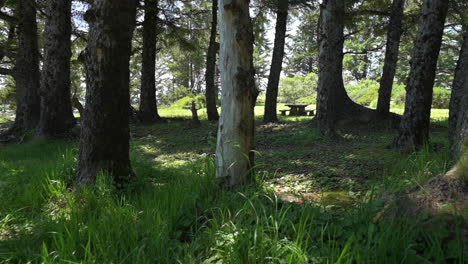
0;106;464;263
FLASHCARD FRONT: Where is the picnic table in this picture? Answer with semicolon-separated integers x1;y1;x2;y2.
284;104;309;116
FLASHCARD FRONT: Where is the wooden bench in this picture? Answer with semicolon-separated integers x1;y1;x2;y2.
305;109;315;116
279;110;289;116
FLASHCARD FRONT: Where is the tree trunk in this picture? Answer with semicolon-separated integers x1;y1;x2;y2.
138;0;161;123
37;0;75;137
205;0;220;122
449;26;468;160
72;96;84;118
263;1;288;123
376;0;405;117
216;0;258;187
10;0;40;133
77;0;138;185
394;0;448;149
316;0;376;135
190;101;200;126
422;51;468;212
453;92;468;162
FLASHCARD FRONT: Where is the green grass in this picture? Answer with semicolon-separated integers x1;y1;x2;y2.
0;106;466;263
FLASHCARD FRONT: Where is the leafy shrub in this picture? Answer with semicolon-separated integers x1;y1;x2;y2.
345;80;450;110
0;76;16;110
432;87;451;109
297;96;316;104
256;94;266;104
158;86;193;106
346;79;379;107
390;83;406;108
172;94;206;109
278;72;318;103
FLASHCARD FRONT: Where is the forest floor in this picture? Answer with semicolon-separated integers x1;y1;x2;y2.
0;106;466;263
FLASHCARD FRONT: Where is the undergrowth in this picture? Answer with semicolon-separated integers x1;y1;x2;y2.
0;135;465;263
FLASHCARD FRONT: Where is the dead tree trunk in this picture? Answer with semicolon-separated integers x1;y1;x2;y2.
216;0;258;187
38;0;76;137
138;0;161;123
449;26;468;159
376;0;405;117
316;0;376;135
10;0;40;133
205;0;220;122
394;0;448;149
77;0;138;186
263;1;289;123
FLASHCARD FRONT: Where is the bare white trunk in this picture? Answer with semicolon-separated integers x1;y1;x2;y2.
216;0;258;187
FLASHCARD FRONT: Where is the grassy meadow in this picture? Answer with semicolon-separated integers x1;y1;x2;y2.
0;106;465;263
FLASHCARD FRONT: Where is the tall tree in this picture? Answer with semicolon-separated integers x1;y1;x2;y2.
38;0;76;136
284;8;319;76
205;0;220;122
433;26;468;206
263;0;289;123
10;0;40;133
376;0;405;117
216;0;258;187
394;0;449;149
449;26;468;158
315;0;376;135
138;0;161;123
77;0;138;185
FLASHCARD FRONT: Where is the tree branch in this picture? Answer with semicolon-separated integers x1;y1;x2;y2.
344;44;385;55
347;9;390;17
0;67;13;75
0;11;17;23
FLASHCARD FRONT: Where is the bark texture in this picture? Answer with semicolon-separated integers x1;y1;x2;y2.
376;0;405;117
38;0;75;136
216;0;258;187
11;0;40;133
449;26;468;159
77;0;138;185
395;0;448;149
205;0;220;121
316;0;376;135
263;1;288;123
138;0;161;123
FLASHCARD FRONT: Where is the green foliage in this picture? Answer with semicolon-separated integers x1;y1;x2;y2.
432;87;451;109
296;96;315;104
345;80;380;107
173;94;206;110
345;80;450;109
159;86;193;106
284;8;319;76
390;83;407;108
252;9;272;89
279;73;318;103
0;75;15;110
0;122;465;263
